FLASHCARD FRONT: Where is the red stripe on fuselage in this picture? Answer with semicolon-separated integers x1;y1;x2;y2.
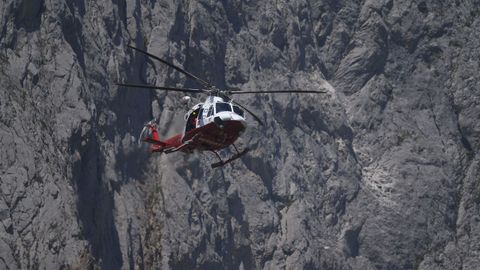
159;120;245;152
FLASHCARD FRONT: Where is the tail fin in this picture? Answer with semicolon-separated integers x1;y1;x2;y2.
139;119;166;152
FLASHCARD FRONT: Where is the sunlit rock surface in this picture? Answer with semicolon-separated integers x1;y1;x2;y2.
0;1;479;269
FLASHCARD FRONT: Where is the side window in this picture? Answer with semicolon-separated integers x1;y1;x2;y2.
207;106;213;117
233;105;244;117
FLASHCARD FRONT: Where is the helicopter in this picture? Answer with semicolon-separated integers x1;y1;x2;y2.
116;45;326;168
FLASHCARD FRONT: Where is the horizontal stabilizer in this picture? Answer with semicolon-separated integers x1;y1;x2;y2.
143;137;167;146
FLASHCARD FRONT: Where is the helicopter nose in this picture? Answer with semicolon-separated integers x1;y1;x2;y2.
217;112;233;121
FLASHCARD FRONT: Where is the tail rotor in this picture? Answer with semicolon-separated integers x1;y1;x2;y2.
138;118;159;146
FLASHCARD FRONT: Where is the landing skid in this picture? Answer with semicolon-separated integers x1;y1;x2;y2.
211;145;249;168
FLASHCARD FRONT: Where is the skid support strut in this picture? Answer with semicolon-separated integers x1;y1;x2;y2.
210;144;249;168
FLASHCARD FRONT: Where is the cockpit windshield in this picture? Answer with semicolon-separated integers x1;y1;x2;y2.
232;105;244;117
215;102;232;113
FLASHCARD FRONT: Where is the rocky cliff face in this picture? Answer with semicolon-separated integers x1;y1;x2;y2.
1;0;479;269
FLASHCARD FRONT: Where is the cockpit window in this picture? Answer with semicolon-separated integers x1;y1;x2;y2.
232;105;244;117
215;102;232;113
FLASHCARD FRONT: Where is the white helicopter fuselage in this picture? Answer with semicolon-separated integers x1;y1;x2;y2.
184;96;246;131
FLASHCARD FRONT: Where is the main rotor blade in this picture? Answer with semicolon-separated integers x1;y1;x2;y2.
127;44;212;88
231;100;264;126
116;82;207;93
229;90;327;94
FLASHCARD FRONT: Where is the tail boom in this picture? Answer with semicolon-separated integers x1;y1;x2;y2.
140;120;182;153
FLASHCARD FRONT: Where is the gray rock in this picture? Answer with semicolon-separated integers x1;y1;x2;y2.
0;0;479;269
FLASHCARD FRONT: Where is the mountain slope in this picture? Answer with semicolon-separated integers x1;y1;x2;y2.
0;0;479;269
